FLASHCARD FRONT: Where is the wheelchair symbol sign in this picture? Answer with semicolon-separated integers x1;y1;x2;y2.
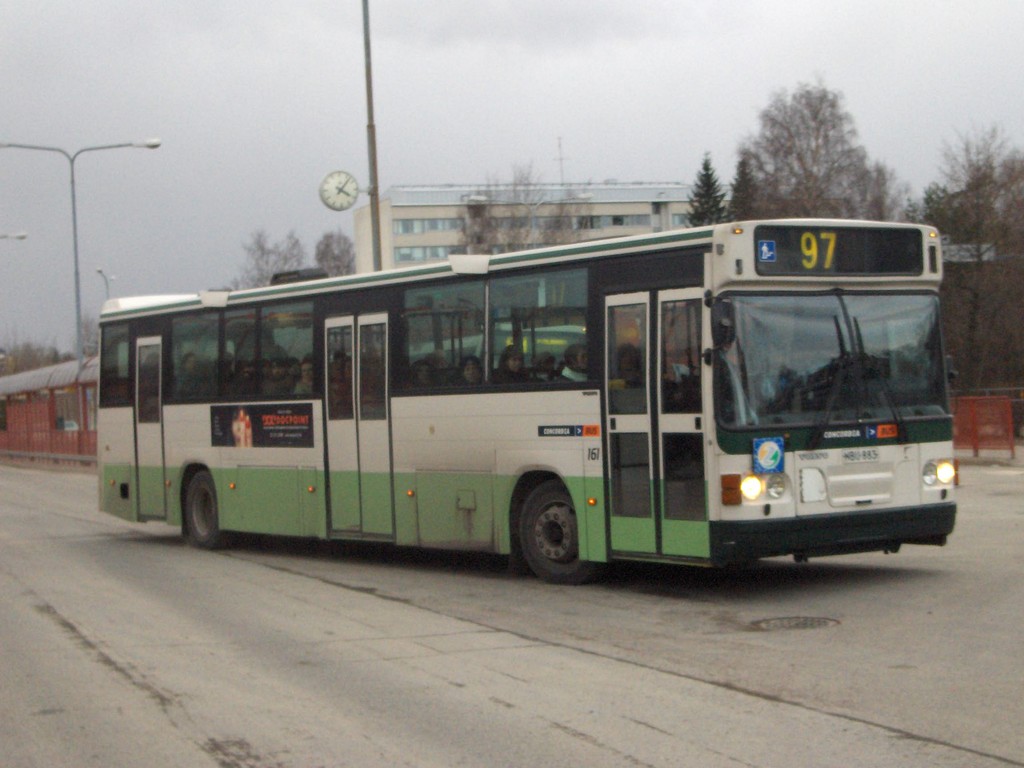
758;240;777;263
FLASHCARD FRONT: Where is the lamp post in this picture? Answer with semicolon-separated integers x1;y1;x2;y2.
96;267;114;299
362;0;382;272
0;139;161;370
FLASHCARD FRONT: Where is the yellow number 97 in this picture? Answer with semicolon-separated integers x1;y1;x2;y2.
801;232;818;269
800;231;837;270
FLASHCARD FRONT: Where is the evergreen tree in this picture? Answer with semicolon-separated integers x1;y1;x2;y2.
687;153;728;226
728;153;758;220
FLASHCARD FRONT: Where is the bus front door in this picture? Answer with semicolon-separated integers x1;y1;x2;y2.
134;337;167;520
324;314;394;538
605;290;707;558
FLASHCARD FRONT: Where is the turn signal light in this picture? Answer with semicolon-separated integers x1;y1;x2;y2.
721;474;742;505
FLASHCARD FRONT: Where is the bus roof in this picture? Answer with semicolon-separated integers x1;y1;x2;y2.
98;220;938;323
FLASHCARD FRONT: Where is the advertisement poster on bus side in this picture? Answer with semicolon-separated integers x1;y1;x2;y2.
210;404;314;448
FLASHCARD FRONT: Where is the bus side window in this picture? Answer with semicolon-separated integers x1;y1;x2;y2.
490;268;589;385
99;323;132;407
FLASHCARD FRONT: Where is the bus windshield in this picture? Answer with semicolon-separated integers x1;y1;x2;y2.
717;293;948;429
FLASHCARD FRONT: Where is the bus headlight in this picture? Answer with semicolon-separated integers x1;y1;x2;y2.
766;474;786;499
936;460;956;485
923;460;956;486
740;475;763;501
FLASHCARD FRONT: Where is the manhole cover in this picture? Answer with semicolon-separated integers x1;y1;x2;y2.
752;617;840;631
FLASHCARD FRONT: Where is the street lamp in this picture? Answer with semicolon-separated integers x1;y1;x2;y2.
96;267;115;299
0;139;161;370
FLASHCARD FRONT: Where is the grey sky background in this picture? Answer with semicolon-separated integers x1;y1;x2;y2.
2;0;1022;350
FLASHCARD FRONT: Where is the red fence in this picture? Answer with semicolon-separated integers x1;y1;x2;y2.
0;358;97;465
953;396;1016;458
0;394;97;463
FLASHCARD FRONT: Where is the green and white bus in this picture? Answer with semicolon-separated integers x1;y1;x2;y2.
97;219;956;583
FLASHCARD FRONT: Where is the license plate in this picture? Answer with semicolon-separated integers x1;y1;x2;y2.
842;448;880;463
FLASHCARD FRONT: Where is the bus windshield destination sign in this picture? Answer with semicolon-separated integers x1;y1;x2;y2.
754;225;923;276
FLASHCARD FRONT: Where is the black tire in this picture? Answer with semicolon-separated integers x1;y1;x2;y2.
518;480;600;584
184;470;226;549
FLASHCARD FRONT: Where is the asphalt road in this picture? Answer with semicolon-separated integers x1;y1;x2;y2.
1;459;1021;767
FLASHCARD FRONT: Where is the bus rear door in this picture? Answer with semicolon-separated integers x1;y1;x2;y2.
324;314;394;538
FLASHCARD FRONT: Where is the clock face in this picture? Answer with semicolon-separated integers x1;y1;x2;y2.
319;171;359;211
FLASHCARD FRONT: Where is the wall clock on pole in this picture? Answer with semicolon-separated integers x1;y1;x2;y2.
319;170;359;211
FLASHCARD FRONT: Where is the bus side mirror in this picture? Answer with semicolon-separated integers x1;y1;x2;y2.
711;300;735;348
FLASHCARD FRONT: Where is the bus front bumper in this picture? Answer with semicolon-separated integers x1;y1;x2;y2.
709;503;956;566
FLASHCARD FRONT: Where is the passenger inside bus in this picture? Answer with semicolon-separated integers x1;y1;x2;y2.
454;356;483;386
293;356;315;395
560;345;588;381
533;352;556;381
175;352;213;398
494;345;528;383
263;358;295;396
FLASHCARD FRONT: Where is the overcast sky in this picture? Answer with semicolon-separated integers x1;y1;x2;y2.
2;0;1022;351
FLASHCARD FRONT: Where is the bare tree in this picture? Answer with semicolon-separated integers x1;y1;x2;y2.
315;229;356;277
460;164;591;254
918;127;1024;388
861;162;910;221
0;333;69;374
233;230;306;289
81;313;99;357
740;81;875;218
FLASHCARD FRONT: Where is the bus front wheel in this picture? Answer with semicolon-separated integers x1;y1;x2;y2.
519;480;599;584
185;470;225;549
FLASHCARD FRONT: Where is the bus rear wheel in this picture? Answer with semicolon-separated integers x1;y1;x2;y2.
185;470;226;549
519;480;600;584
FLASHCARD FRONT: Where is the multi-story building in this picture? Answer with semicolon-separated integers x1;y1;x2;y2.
353;181;693;272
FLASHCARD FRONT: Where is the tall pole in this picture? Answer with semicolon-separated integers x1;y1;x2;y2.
362;0;383;272
97;268;112;299
0;140;159;371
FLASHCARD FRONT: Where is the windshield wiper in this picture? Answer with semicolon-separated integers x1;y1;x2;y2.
808;315;854;449
853;319;906;443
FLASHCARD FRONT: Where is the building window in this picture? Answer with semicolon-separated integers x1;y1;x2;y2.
394;218;463;235
394;246;455;263
576;214;652;230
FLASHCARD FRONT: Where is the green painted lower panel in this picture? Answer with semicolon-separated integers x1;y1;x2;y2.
661;519;711;558
578;476;608;564
360;472;394;536
329;470;361;532
136;465;167;520
216;467;324;537
610;515;657;554
100;464;135;521
411;471;494;550
392;472;418;545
